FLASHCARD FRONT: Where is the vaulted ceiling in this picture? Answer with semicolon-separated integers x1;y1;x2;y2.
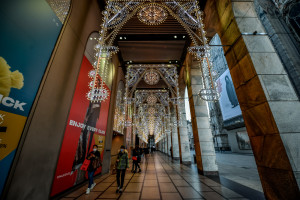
116;15;190;66
98;0;208;90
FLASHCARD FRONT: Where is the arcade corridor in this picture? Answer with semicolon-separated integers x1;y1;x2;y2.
60;153;263;200
1;0;300;200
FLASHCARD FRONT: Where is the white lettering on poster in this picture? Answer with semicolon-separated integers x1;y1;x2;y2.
0;94;27;111
68;119;105;134
56;172;71;179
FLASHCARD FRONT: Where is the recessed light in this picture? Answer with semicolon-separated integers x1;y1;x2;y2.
183;35;186;38
174;35;177;38
120;37;123;39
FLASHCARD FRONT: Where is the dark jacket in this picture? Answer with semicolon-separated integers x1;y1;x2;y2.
87;150;101;172
116;150;129;170
132;148;141;162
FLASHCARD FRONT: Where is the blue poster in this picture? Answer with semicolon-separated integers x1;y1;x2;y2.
0;0;63;195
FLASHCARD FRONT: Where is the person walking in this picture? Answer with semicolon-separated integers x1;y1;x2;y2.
86;145;101;194
116;145;129;193
131;146;141;173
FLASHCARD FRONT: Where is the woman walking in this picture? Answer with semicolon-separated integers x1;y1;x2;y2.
131;146;141;173
86;145;101;194
116;145;129;193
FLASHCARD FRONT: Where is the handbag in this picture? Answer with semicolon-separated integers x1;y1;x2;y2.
92;157;102;169
80;159;90;171
132;156;137;161
111;160;118;175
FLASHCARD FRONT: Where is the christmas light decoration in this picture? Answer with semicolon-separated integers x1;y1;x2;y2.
137;3;168;25
144;69;160;85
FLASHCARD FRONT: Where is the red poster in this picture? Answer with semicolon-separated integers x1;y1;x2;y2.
51;56;111;196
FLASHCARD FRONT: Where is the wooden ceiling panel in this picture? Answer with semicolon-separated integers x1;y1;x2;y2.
119;16;187;35
118;40;186;62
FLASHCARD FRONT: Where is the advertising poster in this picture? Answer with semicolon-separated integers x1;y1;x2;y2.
216;69;242;121
236;131;252;150
0;0;62;195
51;56;111;196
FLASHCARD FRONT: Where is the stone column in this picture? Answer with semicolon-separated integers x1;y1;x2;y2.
171;108;180;160
186;60;218;175
158;141;161;151
178;88;191;164
164;136;167;154
202;0;300;198
167;130;171;157
231;0;300;192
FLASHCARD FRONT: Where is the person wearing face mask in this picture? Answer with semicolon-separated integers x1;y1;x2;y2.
115;145;129;193
86;145;101;194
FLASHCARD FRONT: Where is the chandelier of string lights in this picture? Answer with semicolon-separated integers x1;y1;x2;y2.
87;46;118;102
144;69;160;85
147;94;157;105
137;3;168;25
86;0;222;143
148;107;156;115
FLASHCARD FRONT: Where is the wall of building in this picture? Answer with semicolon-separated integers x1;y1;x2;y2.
254;0;300;97
227;127;253;154
2;0;119;199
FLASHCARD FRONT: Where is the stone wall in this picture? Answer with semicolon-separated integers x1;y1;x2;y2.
255;0;300;98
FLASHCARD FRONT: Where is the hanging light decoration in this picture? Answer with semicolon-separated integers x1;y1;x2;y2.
148;107;156;115
137;3;168;25
187;4;220;102
147;94;157;105
86;6;119;103
87;46;118;102
95;0;222;143
144;69;160;85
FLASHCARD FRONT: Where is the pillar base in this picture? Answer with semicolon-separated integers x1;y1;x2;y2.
182;161;192;165
198;169;219;176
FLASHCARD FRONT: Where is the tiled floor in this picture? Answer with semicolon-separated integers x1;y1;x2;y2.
60;152;264;200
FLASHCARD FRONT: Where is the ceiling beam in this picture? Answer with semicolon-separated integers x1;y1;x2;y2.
116;34;188;41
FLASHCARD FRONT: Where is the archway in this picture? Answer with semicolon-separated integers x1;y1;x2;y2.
92;0;300;199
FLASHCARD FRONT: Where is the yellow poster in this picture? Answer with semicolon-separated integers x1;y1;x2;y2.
0;110;27;160
94;134;106;154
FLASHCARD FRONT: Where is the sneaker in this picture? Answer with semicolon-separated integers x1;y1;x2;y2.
119;188;123;193
116;187;120;193
138;169;141;173
86;188;90;194
90;183;96;189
